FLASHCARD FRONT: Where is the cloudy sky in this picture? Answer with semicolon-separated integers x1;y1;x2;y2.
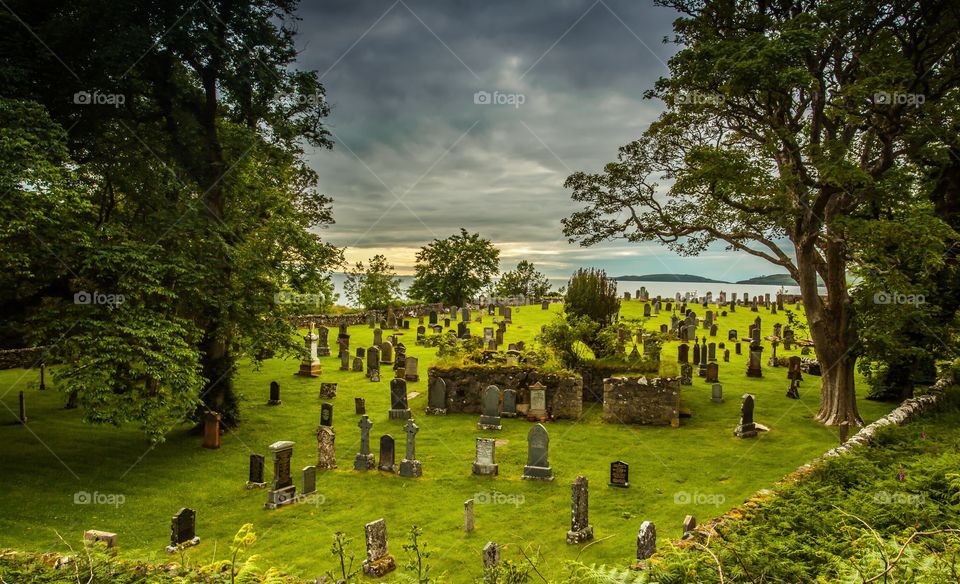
293;0;785;280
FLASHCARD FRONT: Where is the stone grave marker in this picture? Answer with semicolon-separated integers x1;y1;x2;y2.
355;397;366;415
378;435;396;472
317;426;336;470
711;383;723;403
482;541;500;571
247;454;266;488
301;466;317;496
202;411;220;449
501;387;517;418
316;325;330;357
389;378;412;419
522;423;553;481
366;346;380;381
609;460;629;488
464;499;475;532
527;382;547;421
478;385;502;430
472;437;498;476
404;356;420;382
680;363;693;385
399;419;422;477
319;382;337;399
682;515;697;538
362;518;396;577
166;508;200;553
566;475;594;544
735;394;758;438
354;415;375;470
637;521;656;560
320;402;333;427
426;377;447;415
267;381;281;405
297;323;322;377
340;349;350;371
265;441;296;509
705;362;719;383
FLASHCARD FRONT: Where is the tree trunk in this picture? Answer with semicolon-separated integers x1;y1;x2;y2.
198;333;239;426
796;240;864;426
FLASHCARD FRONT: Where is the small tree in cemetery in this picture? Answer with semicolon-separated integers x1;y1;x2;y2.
401;525;436;584
344;254;404;310
408;229;500;306
326;531;360;582
495;260;552;300
563;268;620;327
562;0;959;425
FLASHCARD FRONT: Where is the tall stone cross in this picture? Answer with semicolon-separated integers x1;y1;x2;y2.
403;419;419;460
358;415;373;455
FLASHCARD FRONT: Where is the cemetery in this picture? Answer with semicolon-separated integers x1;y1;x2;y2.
0;296;904;580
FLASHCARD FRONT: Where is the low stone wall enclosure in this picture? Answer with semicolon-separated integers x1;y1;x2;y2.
0;347;49;370
427;366;583;419
602;377;680;426
289;303;445;328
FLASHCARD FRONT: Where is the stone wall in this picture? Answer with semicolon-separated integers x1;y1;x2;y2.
0;347;50;370
427;366;582;419
581;361;661;403
602;376;680;426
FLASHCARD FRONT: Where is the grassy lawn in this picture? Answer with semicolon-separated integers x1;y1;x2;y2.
0;300;896;581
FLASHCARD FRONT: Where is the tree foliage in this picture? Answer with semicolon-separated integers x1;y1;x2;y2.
343;254;403;311
407;229;500;306
494;260;551;300
562;0;960;425
563;268;620;327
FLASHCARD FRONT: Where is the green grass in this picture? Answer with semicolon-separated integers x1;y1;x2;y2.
0;301;896;581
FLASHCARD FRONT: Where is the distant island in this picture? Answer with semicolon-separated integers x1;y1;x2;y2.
614;273;799;285
614;274;729;283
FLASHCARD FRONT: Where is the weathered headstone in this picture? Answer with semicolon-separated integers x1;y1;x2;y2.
380;340;394;365
711;383;723;403
316;325;331;357
320;402;333;427
678;343;689;363
301;466;317;495
680;363;693;385
340;349;350;371
404;356;420;382
354;397;366;415
482;541;500;571
399;419;422;477
705;362;719;383
464;499;475;532
297;323;322;377
84;530;118;550
361;518;396;577
609;460;629;488
247;454;266;488
734;394;758;438
202;411;221;449
426;377;447;415
378;434;396;472
522;423;553;481
354;416;375;470
265;441;296;509
636;521;656;560
267;381;281;405
316;426;336;470
566;476;594;544
501;387;517;418
353;356;364;372
472;437;498;476
366;346;380;381
389;378;412;419
166;508;200;553
747;343;764;378
682;515;697;538
786;355;802;399
478;385;502;430
527;382;547;421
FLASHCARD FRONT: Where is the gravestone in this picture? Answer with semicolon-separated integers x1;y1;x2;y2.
319;383;337;399
457;321;469;338
316;426;336;469
373;328;383;346
464;499;475;532
247;454;266;488
316;326;331;357
301;466;317;495
39;362;46;391
389;378;411;419
378;435;396;472
461;307;471;322
728;329;738;341
399;419;422;477
566;476;594;544
353;356;364;372
165;508;199;552
747;343;764;377
609;460;629;488
708;342;716;362
202;411;221;449
478;385;502;430
426;377;447;415
680;363;693;385
472;437;498;476
698;339;708;377
723;349;730;362
355;397;366;415
267;381;281;405
735;342;742;355
366;346;380;381
501;388;517;418
527;382;548;421
265;441;296;509
404;356;420;382
636;521;656;560
711;383;723;403
682;515;697;538
705;362;719;383
678;344;689;363
297;323;322;377
320;402;333;427
354;415;376;470
692;343;701;365
380;340;394;365
643;303;651;317
416;325;426;344
361;518;396;577
428;310;438;325
522;423;553;481
84;530;118;550
482;541;500;571
340;349;350;371
735;394;758;438
786;355;802;399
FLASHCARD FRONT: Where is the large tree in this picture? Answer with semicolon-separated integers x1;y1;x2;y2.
407;229;500;306
495;260;552;300
562;0;960;425
344;254;403;311
1;0;340;436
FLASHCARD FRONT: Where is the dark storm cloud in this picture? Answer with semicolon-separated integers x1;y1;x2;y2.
292;1;778;279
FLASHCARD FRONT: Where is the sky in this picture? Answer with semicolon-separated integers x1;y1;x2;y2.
292;0;790;280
